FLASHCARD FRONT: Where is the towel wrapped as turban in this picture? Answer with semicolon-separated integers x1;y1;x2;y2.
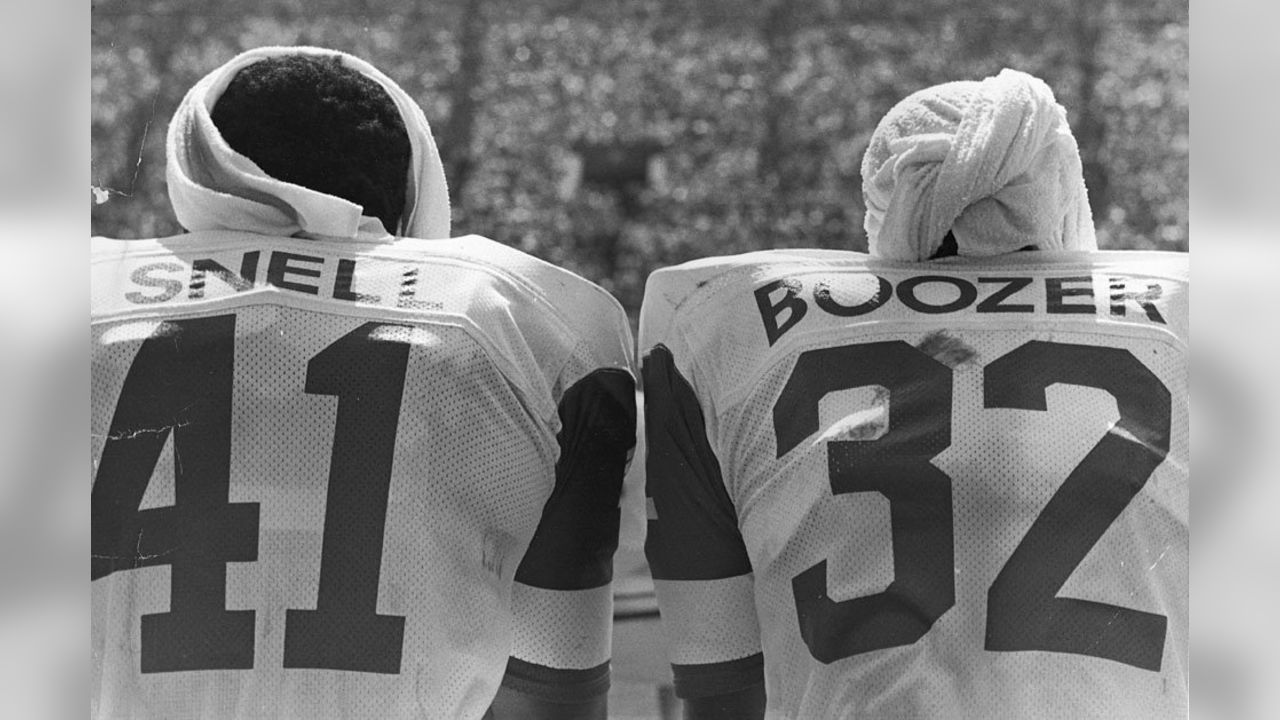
861;68;1096;260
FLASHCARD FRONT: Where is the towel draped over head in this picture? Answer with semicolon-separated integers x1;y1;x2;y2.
860;68;1096;261
166;45;450;241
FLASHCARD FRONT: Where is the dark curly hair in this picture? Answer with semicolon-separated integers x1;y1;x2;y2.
210;54;411;234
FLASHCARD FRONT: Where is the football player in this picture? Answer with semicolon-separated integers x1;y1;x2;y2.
640;69;1187;718
91;47;635;720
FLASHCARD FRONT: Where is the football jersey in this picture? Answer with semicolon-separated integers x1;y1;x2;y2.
91;231;636;720
640;249;1187;719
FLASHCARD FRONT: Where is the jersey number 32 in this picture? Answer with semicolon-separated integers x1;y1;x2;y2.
774;339;1171;670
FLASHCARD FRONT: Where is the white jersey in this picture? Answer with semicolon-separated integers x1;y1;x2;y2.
639;249;1187;719
91;232;636;720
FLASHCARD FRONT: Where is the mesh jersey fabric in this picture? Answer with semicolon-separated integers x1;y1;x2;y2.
90;232;635;720
639;249;1187;719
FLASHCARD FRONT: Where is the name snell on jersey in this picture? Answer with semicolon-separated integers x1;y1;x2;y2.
122;249;445;311
755;273;1169;346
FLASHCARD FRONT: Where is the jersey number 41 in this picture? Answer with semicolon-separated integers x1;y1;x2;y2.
93;314;408;675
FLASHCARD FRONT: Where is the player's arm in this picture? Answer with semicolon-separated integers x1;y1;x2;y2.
488;367;637;720
643;344;766;720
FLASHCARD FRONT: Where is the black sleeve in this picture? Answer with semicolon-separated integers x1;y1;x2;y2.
642;344;753;581
515;367;637;590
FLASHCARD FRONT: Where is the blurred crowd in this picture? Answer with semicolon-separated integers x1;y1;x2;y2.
92;0;1187;325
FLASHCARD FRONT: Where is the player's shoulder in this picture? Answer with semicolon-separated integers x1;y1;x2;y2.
931;249;1188;282
92;233;187;262
91;230;269;253
644;248;877;313
640;248;878;344
1081;249;1187;282
399;234;629;323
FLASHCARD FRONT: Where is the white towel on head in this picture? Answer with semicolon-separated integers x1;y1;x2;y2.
166;45;450;241
861;68;1096;260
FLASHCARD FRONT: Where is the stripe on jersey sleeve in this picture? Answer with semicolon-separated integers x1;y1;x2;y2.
653;575;762;666
510;583;612;670
642;344;752;581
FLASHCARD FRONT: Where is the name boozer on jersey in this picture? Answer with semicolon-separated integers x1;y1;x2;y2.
90;232;636;719
639;249;1187;719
